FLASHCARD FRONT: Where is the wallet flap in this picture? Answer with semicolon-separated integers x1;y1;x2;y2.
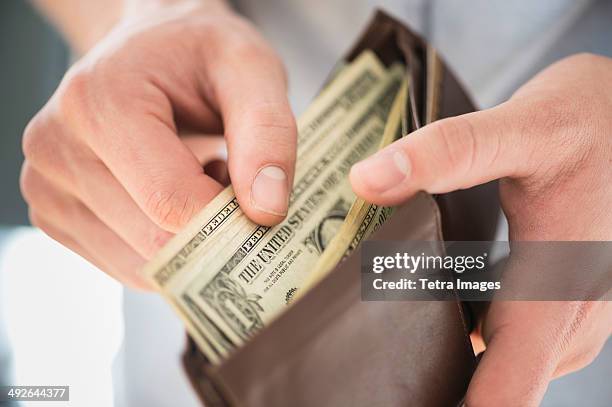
212;193;475;407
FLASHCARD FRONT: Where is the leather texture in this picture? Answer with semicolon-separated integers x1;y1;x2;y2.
182;10;500;407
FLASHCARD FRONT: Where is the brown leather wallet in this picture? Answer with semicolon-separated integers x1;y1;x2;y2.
182;10;499;407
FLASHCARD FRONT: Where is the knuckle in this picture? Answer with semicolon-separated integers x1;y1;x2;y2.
22;114;47;162
429;116;477;177
144;186;196;229
250;103;296;133
22;111;73;178
19;163;36;204
241;103;297;154
22;116;78;189
56;69;94;124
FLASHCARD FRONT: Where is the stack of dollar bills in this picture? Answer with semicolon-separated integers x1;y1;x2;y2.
143;51;409;364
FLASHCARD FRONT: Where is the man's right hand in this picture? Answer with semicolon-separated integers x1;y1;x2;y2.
21;0;297;289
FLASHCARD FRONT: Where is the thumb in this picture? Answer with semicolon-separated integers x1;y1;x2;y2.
205;37;297;227
350;101;534;205
464;301;576;407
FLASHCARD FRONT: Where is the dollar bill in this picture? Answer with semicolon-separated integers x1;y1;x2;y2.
173;65;404;355
143;50;387;291
143;52;407;362
301;78;410;293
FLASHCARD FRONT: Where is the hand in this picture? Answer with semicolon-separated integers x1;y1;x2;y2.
21;1;297;289
350;53;612;406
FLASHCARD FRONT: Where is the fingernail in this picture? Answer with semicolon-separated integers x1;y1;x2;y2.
351;149;410;192
251;165;289;216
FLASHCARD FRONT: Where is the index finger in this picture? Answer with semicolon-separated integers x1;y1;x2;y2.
58;73;223;232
